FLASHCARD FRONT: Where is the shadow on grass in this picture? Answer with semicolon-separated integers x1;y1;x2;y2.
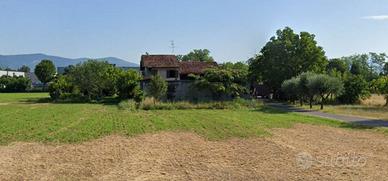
338;122;376;130
253;106;289;114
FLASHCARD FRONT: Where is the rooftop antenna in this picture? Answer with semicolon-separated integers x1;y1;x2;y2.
169;40;176;54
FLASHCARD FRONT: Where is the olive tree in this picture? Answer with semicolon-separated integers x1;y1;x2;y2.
306;74;343;109
282;72;343;109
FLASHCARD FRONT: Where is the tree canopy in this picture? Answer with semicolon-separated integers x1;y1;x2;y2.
34;59;56;85
249;27;328;96
282;72;343;109
180;49;214;62
194;62;248;100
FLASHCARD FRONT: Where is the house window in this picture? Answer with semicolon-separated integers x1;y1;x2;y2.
167;70;177;78
151;69;158;76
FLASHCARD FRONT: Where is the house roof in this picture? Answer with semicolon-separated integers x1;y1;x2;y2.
141;55;179;68
179;61;217;75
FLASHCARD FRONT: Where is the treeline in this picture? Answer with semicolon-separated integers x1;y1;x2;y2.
248;27;388;107
0;65;31;92
0;76;30;92
46;60;143;102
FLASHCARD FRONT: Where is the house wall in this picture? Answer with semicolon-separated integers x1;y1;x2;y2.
0;70;25;77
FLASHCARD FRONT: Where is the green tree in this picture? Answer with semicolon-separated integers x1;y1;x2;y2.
195;63;248;100
116;70;143;102
48;75;74;100
34;59;56;88
147;75;167;101
343;53;386;81
281;77;300;104
249;27;328;97
338;75;370;104
383;63;388;76
306;74;343;109
326;58;348;75
181;49;214;62
283;72;343;109
18;65;31;73
372;76;388;106
68;60;120;100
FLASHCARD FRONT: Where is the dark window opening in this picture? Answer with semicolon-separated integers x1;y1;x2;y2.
167;70;177;78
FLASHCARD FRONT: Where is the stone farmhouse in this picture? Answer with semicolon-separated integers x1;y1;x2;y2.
140;55;216;101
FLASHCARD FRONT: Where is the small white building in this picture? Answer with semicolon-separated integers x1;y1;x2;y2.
0;70;26;77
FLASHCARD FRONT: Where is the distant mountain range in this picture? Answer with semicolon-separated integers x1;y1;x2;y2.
0;53;138;69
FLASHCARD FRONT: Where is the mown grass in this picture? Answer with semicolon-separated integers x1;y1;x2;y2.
0;93;350;145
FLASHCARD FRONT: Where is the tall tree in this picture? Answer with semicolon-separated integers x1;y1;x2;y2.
34;60;56;88
326;58;348;75
249;27;328;96
181;49;214;62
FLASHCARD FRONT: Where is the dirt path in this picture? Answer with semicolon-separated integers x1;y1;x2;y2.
1;124;388;180
266;102;388;127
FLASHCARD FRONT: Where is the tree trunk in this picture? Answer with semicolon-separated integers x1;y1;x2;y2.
320;102;324;110
385;95;388;107
309;97;313;109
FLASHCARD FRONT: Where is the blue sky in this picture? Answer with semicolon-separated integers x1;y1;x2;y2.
0;0;387;63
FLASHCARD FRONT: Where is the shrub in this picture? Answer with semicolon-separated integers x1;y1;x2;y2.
146;75;167;101
48;75;75;100
116;70;143;102
117;100;138;111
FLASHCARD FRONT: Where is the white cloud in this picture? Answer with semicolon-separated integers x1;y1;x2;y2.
362;15;388;20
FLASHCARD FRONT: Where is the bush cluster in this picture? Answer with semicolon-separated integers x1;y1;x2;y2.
0;76;31;92
49;60;143;102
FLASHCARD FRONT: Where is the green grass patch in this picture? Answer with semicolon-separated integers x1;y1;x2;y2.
0;93;353;145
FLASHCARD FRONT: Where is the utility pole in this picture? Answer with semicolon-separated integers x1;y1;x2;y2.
169;40;175;54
